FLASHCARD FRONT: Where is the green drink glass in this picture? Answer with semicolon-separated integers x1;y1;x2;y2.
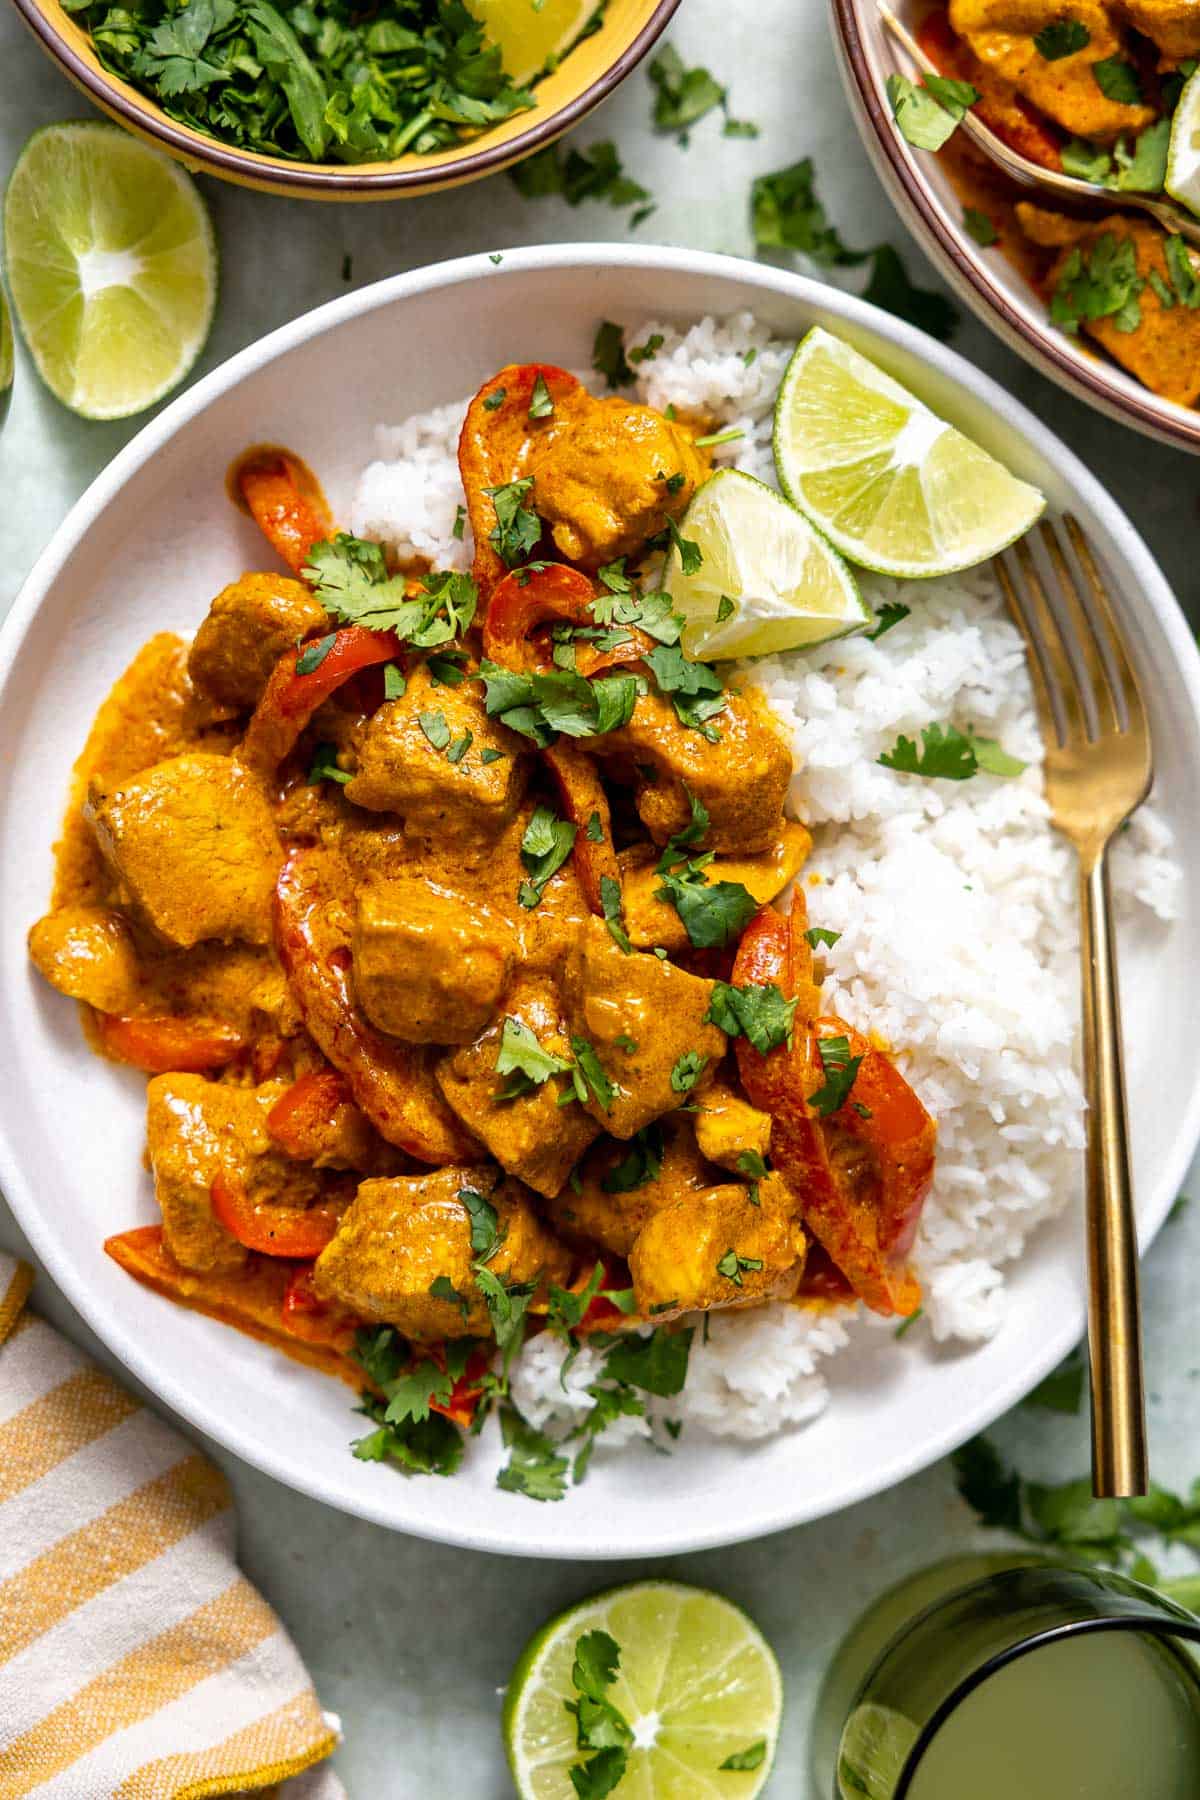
812;1556;1200;1800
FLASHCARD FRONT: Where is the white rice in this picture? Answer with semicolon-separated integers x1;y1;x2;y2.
352;314;1180;1454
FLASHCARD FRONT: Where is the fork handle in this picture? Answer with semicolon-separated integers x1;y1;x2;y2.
1080;846;1148;1498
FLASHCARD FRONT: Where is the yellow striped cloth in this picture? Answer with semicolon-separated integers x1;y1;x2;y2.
0;1255;347;1800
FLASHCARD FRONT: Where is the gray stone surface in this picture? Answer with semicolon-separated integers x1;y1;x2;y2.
2;2;1199;1791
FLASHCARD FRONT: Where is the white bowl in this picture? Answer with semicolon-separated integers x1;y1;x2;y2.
2;246;1199;1558
830;0;1200;455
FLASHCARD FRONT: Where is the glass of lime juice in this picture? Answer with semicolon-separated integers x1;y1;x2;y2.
811;1556;1200;1799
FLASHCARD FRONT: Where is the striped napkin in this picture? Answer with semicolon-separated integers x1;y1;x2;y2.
0;1254;347;1800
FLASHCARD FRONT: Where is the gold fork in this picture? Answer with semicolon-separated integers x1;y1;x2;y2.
995;518;1152;1498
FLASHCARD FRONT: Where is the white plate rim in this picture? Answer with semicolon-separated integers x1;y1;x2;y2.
3;243;1200;1557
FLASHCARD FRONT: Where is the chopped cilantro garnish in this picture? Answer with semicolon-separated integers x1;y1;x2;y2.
751;157;868;264
418;709;451;751
1034;18;1090;58
865;600;911;640
570;1036;617;1113
878;722;1026;781
716;1247;764;1286
518;804;577;909
810;1034;863;1117
586;810;605;843
451;505;466;541
964;207;999;247
1114;118;1170;193
483;387;507;411
306;742;351;786
720;1741;767;1772
642;641;724;738
716;595;736;623
383;662;406;700
1166;236;1200;307
737;1149;769;1181
295;632;335;675
529;372;555;419
887;72;978;151
670;1050;707;1093
1092;56;1141;105
479;660;638;746
305;535;477;646
602;1326;692;1395
602;1124;665;1194
495;1015;572;1098
1062;138;1114;183
458;1186;500;1262
485;477;542;567
480;747;506;765
599;874;632;954
693;426;744;448
657;868;757;949
804;927;841;951
496;1406;569;1502
445;731;472;764
705;981;797;1054
594;320;634;388
427;1273;470;1322
629;332;665;366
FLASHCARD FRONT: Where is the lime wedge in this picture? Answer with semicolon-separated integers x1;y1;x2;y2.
0;283;12;426
503;1581;782;1798
663;468;868;660
1166;65;1200;221
465;0;598;85
3;121;216;421
773;328;1045;578
836;1702;920;1799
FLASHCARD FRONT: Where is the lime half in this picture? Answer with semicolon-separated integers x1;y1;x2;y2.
504;1581;782;1798
4;121;216;421
1166;65;1200;221
465;0;598;84
663;467;867;660
773;328;1044;578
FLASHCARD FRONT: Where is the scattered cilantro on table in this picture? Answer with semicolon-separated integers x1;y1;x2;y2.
751;157;959;341
64;0;544;164
509;139;654;227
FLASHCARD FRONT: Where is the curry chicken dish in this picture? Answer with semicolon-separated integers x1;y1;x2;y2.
920;1;1200;407
28;363;935;1476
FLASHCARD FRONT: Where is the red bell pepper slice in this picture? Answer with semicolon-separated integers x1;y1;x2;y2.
95;1013;245;1074
266;1068;354;1160
273;848;480;1164
458;363;580;598
543;739;621;918
425;1342;492;1429
482;563;653;678
732;895;932;1317
236;449;335;577
210;1170;344;1260
240;625;402;774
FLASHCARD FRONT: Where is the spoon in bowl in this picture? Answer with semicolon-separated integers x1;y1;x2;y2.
877;1;1200;249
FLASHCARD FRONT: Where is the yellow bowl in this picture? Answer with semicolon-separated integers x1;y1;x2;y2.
9;0;681;201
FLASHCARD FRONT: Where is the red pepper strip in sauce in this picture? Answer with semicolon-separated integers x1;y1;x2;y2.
237;449;335;577
917;8;1064;173
482;563;653;678
543;740;621;917
732;894;932;1317
210;1170;344;1260
239;625;402;775
273;848;480;1164
425;1343;492;1429
95;1013;245;1074
266;1068;354;1160
458;363;580;600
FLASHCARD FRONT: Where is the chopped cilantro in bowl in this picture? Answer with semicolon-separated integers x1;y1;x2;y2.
59;0;608;168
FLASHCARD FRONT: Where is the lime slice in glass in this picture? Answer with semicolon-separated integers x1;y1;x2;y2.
4;121;216;421
663;467;868;661
503;1580;782;1798
1166;65;1200;221
464;0;599;85
773;327;1044;578
836;1702;921;1799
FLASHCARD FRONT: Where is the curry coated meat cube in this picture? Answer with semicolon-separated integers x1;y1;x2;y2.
188;572;329;714
352;875;516;1046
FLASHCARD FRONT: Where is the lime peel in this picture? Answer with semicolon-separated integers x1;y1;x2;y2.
1165;65;1200;222
773;327;1045;579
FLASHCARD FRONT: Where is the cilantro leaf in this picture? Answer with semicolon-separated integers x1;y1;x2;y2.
952;1435;1024;1532
716;1247;764;1286
529;372;554;419
418;710;451;751
428;1273;470;1322
737;1149;769;1181
496;1406;569;1501
705;981;797;1054
570;1036;618;1113
593;320;634;388
804;927;841;950
305;535;477;645
751;158;869;264
878;721;1025;781
1114;118;1170;192
1034;18;1090;58
1062;138;1115;183
810;1034;864;1117
307;742;350;786
1166;236;1200;307
1092;56;1141;105
458;1186;500;1262
865;600;912;640
963;207;999;247
670;1050;707;1093
601;1326;693;1396
656;866;757;950
351;1403;462;1476
479;660;638;745
887;73;977;152
642;642;725;737
486;478;542;567
494;1016;573;1098
648;43;725;137
599;874;632;954
519;804;577;908
720;1741;767;1771
475;1267;534;1354
602;1124;666;1194
862;244;959;342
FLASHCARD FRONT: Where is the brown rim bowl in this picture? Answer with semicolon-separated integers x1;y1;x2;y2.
9;0;681;200
830;0;1200;455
